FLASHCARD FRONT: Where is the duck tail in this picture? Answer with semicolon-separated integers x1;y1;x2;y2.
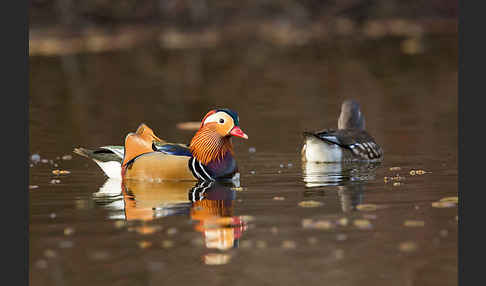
73;147;95;159
74;147;123;179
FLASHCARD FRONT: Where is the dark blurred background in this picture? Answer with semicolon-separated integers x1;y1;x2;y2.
30;0;457;55
29;0;458;160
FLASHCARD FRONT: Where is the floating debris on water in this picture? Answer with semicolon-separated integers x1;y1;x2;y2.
64;227;75;236
336;218;349;227
31;154;41;163
277;170;282;174
393;182;403;187
50;179;61;184
439;197;458;203
398;241;418;252
353;219;372;229
41;159;49;163
362;214;377;220
314;220;333;230
431;201;457;208
138;241;152;249
282;240;297;249
204;253;231;265
62;155;73;160
239;215;255;223
410;169;428;176
287;163;293;168
302;218;313;228
279;164;285;168
389;167;401;171
439;229;449;237
52;169;71;175
114;220;126;229
29;185;39;190
232;187;244;191
176;121;201;130
384;175;406;184
302;218;333;230
356;204;378;211
270;226;279;234
401;37;425;55
334;249;345;260
273;196;285;201
250;170;256;175
248;147;256;153
298;200;323;208
161;240;174;248
403;220;425;227
136;226;161;235
44;249;57;258
167;228;178;236
49;213;56;219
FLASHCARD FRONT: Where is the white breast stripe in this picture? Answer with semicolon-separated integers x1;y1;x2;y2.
199;161;215;181
191;158;204;180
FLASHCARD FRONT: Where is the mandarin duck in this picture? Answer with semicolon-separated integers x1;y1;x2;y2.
74;108;248;182
302;99;383;162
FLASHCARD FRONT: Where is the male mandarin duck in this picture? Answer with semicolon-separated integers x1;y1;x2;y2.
74;108;248;182
301;99;383;162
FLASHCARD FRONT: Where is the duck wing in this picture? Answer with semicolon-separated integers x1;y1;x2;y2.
304;129;383;160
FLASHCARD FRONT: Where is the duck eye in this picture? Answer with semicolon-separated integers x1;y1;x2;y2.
219;118;225;124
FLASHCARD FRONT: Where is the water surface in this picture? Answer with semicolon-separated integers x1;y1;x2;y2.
30;36;457;286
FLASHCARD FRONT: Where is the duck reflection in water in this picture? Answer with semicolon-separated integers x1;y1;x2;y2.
302;160;381;212
92;178;246;249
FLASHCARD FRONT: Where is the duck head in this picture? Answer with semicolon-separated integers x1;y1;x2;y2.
190;108;248;164
338;99;365;130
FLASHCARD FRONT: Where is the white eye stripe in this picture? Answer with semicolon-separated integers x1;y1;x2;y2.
203;113;221;124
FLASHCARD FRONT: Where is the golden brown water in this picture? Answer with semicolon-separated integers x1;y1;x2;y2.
29;36;457;286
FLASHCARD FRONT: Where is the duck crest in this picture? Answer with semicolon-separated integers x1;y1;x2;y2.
189;125;234;165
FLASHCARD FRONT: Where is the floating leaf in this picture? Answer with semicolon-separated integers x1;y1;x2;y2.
64;227;75;235
353;219;372;229
52;169;71;175
439;197;458;203
282;240;297;249
403;220;425;227
298;200;323;208
399;241;417;252
356;204;378;211
161;240;174;248
138;241;152;249
432;201;456;208
204;253;231;265
336;217;349;226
